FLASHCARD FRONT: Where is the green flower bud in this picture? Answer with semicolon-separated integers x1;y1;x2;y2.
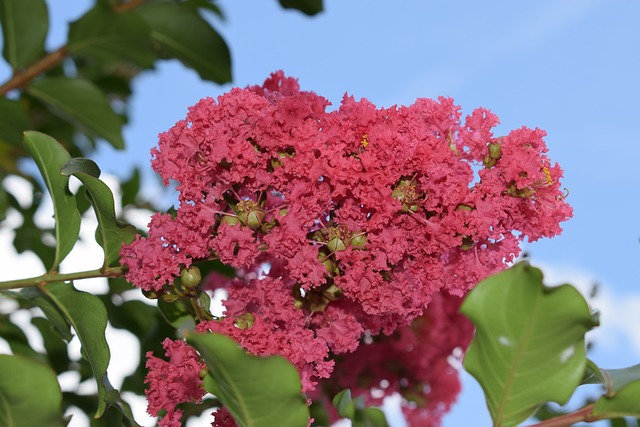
488;142;502;159
350;232;367;248
327;237;348;252
142;288;162;300
180;266;202;290
161;293;180;303
222;215;240;226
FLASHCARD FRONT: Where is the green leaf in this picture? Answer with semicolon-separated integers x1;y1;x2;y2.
584;361;640;397
27;77;125;150
68;3;155;68
138;2;231;83
61;158;136;266
0;354;65;427
23;131;81;271
187;333;310;427
0;0;48;69
593;381;640;418
332;389;389;427
17;287;73;341
460;262;598;427
31;316;71;374
0;98;29;146
0;314;43;361
158;296;197;331
39;282;111;418
278;0;323;16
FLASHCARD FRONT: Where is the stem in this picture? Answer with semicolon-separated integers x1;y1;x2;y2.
0;266;126;290
0;0;148;96
527;404;598;427
0;46;68;96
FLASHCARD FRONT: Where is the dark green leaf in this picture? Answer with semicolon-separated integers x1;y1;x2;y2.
158;297;197;330
60;157;101;178
31;316;71;374
188;333;310;427
461;262;598;427
0;354;65;427
17;287;73;341
0;0;48;69
22;131;81;271
0;98;29;146
39;282;111;417
0;314;43;361
594;382;640;418
61;158;136;266
278;0;323;16
27;78;125;150
120;168;140;207
585;362;640;397
68;4;155;69
138;2;231;83
103;389;142;427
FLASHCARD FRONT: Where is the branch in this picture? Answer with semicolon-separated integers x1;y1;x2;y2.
0;0;148;96
0;266;126;290
0;46;68;96
527;404;598;427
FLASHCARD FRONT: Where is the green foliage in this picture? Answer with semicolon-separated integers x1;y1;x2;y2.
0;98;29;147
0;0;48;69
68;3;155;69
27;78;126;149
61;157;137;267
332;389;389;427
0;354;65;427
461;262;599;427
137;2;231;83
38;282;112;417
188;333;310;427
23;131;81;271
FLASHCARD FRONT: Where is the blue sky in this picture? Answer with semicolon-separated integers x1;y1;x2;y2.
2;0;640;426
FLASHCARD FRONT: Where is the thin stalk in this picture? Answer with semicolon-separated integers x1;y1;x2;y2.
0;266;126;290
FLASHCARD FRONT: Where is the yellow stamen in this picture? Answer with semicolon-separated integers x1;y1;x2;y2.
542;167;553;185
361;134;369;148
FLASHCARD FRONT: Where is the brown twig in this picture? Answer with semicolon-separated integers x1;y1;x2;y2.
527;404;598;427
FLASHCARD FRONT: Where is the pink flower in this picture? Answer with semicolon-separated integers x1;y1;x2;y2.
145;339;206;422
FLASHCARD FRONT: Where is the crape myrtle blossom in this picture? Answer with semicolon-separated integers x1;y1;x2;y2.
121;71;572;426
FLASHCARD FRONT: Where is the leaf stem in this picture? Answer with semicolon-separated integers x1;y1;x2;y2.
528;404;598;427
0;266;126;290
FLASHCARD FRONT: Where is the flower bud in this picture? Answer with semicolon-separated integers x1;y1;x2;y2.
222;215;240;226
142;288;162;300
350;232;367;248
180;266;202;290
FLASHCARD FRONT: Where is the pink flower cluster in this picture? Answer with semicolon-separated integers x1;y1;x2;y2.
145;338;206;427
122;72;572;426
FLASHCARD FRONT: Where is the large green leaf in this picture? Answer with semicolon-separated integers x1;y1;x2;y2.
39;282;111;417
460;262;598;427
138;2;231;83
31;316;71;374
0;354;65;427
187;333;309;427
0;0;48;69
0;98;29;146
68;3;155;68
61;158;136;267
278;0;323;15
23;131;81;272
27;78;125;149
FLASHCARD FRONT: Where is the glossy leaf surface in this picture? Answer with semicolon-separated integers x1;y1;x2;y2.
461;262;598;427
188;333;309;427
